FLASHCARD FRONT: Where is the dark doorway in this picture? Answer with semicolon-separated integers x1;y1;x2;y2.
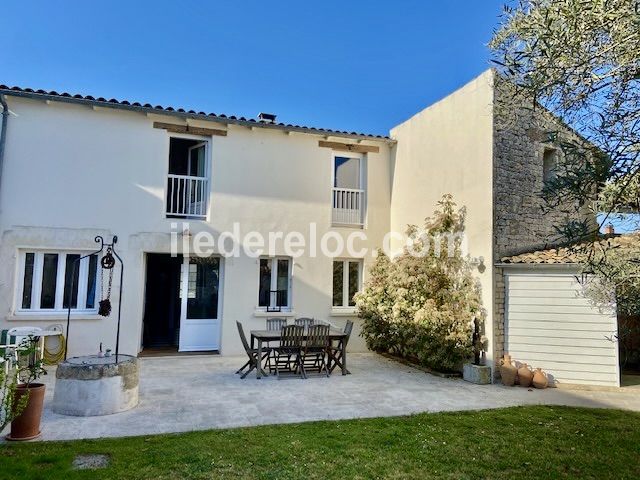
142;254;182;350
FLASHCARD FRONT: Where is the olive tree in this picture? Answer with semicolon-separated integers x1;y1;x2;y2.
491;0;640;313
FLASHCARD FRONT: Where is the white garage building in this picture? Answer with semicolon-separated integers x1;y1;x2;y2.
497;240;630;388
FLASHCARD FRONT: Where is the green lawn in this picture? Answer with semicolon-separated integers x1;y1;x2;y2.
1;406;639;479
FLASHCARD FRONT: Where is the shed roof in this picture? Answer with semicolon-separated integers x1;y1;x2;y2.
499;234;640;265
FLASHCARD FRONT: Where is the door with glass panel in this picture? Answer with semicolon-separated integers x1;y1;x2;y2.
178;256;221;351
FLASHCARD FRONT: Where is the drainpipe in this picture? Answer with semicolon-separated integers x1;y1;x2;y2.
0;94;8;202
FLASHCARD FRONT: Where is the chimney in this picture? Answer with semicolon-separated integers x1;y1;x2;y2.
604;223;615;235
258;112;277;124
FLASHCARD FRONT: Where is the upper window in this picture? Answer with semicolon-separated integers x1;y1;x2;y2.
258;257;291;312
332;153;366;226
333;260;362;308
166;137;209;218
543;148;558;183
17;251;99;314
334;155;362;189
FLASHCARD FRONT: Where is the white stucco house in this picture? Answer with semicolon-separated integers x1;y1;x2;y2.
0;70;623;386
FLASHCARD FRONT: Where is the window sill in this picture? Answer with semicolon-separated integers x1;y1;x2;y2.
330;308;358;317
8;312;103;321
165;214;208;221
331;223;365;230
253;310;296;318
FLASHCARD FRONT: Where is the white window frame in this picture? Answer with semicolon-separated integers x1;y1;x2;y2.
15;250;100;315
331;152;365;190
257;257;292;312
164;134;212;220
332;259;363;309
331;151;367;228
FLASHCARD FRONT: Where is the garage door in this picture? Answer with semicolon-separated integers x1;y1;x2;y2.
505;271;620;387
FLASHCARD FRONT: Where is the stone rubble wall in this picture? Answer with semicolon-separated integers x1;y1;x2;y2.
492;79;595;260
493;266;505;379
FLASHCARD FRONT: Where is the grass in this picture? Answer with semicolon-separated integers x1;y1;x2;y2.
1;406;639;479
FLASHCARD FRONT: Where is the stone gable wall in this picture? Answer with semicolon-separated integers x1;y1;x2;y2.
492;81;594;260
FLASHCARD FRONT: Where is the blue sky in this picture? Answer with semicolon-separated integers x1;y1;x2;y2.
1;1;505;135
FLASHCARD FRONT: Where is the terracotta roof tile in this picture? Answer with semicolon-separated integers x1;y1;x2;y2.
0;84;390;141
500;234;640;264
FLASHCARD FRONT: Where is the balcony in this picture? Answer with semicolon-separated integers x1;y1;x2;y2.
332;187;365;226
166;174;208;219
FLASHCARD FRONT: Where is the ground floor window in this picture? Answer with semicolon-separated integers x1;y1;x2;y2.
258;257;291;311
333;260;362;308
17;251;99;313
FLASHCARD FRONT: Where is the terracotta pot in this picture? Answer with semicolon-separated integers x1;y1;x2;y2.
7;383;45;441
500;354;517;386
517;363;533;387
532;368;548;389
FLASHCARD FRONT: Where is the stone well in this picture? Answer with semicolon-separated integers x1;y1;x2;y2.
52;355;139;416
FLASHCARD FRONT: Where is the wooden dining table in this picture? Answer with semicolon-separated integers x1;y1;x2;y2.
250;328;348;379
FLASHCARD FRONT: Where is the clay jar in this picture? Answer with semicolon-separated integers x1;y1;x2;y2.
500;354;517;386
532;368;548;389
517;363;533;388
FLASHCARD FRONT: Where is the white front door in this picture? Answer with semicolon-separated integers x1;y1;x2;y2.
178;256;221;352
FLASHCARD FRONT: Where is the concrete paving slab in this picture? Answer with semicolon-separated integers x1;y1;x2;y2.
2;353;639;442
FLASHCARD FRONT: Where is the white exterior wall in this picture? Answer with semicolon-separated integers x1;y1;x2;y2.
389;70;496;371
0;96;391;356
504;268;620;387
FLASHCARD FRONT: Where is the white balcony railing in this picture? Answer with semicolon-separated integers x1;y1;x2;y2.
166;174;208;218
332;187;365;226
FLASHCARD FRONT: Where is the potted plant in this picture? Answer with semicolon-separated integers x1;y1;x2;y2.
6;335;47;441
0;358;29;436
463;317;491;384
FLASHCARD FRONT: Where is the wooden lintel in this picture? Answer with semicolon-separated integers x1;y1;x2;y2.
188;125;228;137
153;121;227;137
318;140;379;153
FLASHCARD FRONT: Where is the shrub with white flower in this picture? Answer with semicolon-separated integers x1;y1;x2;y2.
356;194;485;372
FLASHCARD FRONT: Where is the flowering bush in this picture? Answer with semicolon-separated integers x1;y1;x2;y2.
356;195;485;372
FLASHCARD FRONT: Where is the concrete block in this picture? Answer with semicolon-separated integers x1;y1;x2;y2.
463;363;492;385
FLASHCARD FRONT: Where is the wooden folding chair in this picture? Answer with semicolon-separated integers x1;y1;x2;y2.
329;320;353;374
266;318;288;330
235;321;270;379
275;325;305;379
265;318;287;371
301;324;330;377
294;317;314;329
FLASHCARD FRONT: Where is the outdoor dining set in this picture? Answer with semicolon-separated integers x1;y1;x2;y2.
236;318;353;379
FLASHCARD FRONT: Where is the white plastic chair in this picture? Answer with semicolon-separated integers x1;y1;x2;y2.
1;330;20;379
8;326;44;361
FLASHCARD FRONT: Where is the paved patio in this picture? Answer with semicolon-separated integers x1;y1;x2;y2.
5;353;640;441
